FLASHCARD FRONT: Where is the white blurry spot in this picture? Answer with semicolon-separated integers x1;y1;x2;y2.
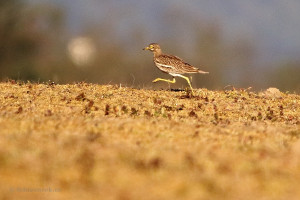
67;37;97;67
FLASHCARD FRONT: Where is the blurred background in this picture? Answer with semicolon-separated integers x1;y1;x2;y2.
0;0;299;92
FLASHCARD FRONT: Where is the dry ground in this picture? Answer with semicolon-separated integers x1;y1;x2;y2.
0;81;299;200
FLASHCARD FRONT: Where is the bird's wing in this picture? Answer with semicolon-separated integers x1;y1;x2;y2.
155;55;184;68
155;54;209;74
156;55;200;73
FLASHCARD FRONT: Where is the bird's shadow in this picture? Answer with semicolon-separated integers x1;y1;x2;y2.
170;88;185;92
170;88;202;99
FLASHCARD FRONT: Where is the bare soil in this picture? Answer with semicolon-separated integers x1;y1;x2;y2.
0;82;299;200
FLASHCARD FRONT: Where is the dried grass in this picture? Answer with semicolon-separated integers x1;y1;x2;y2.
0;82;299;200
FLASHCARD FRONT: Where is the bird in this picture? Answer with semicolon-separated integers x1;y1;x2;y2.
143;43;208;94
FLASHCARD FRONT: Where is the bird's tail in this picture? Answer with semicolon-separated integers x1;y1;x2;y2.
198;69;209;74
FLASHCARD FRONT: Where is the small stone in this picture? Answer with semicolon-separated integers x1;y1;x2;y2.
261;87;282;99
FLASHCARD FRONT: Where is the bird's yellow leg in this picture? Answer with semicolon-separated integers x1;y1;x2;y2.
176;75;194;94
152;77;176;84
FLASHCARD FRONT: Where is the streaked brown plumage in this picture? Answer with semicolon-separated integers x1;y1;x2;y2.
143;43;209;94
154;54;208;75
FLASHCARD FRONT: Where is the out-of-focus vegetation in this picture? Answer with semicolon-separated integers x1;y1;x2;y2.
0;82;299;199
0;0;299;92
0;0;66;80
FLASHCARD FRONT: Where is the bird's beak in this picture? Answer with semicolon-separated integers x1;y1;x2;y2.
143;46;150;50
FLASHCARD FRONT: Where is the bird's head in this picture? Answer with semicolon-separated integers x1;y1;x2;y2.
143;43;161;53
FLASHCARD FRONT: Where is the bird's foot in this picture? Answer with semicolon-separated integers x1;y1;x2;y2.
185;87;195;97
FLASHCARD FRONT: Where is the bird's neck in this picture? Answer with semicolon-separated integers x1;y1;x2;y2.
153;49;162;57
